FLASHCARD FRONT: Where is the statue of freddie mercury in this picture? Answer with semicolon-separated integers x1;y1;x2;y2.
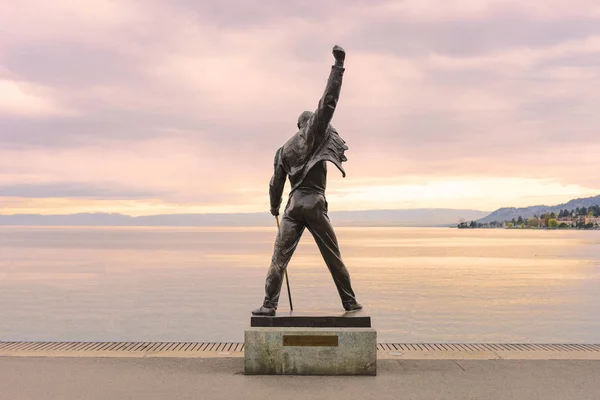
252;45;362;316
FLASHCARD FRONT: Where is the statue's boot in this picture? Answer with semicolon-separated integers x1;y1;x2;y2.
252;306;276;316
343;302;363;312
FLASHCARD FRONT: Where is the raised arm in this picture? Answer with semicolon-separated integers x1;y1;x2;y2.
305;45;346;141
269;147;286;216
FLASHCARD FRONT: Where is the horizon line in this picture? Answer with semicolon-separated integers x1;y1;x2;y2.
0;208;492;218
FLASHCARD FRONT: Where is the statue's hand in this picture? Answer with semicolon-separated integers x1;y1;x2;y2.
270;208;279;217
332;45;345;63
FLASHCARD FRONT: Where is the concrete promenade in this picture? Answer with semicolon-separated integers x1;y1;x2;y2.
3;357;600;400
2;342;600;399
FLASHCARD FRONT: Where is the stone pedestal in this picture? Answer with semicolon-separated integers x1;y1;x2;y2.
244;310;376;375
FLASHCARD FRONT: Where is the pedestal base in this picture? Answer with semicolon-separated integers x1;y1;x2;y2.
250;310;371;328
244;327;377;375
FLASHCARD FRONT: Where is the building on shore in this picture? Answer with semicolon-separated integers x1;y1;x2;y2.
557;218;576;227
584;216;600;226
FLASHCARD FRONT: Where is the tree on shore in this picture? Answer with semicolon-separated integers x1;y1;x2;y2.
528;218;540;227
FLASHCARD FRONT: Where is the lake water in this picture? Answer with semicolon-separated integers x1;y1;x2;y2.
1;226;599;343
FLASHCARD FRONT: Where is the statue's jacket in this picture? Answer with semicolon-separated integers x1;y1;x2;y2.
269;65;348;213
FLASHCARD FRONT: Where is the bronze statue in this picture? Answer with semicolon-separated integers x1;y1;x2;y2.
252;45;362;316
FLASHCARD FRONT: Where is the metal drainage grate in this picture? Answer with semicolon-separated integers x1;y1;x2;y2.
376;343;600;352
0;342;244;354
2;342;600;356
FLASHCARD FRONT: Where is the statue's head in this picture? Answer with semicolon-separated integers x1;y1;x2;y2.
297;110;339;135
297;111;313;129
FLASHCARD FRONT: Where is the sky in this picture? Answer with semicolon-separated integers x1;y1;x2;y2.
1;0;599;216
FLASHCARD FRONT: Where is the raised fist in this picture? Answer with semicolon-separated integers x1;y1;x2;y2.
332;45;345;62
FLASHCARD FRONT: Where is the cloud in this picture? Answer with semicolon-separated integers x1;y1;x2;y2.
0;80;69;117
327;176;600;211
0;0;599;214
0;183;162;199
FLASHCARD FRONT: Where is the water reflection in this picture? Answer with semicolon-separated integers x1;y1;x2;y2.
1;226;599;343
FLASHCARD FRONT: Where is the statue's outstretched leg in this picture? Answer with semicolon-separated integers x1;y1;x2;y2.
252;213;305;316
305;195;361;311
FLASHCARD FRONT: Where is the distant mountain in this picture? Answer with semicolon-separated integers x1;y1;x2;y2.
478;194;600;223
0;208;489;227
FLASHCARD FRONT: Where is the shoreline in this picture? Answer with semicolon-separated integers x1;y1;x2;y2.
457;227;600;230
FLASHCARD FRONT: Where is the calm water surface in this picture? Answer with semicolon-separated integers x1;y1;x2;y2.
1;226;599;343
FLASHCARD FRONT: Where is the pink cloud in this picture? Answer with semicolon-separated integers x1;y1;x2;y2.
0;0;599;214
